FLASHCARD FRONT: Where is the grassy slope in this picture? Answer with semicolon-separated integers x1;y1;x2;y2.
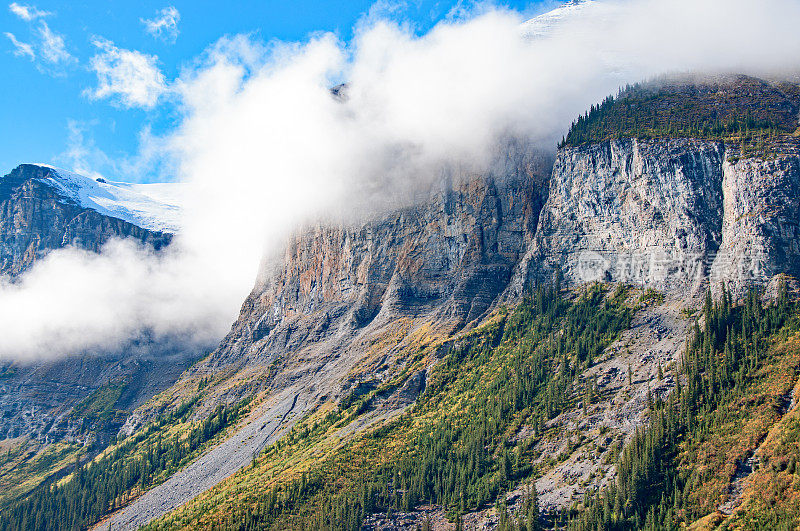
149;287;800;531
0;379;132;508
676;334;800;531
145;283;637;530
7;284;799;530
0;441;82;506
569;288;800;531
683;335;800;524
0;393;253;531
720;349;800;530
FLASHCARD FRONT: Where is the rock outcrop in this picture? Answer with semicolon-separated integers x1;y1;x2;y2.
711;145;800;291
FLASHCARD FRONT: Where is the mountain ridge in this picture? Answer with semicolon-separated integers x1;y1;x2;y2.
2;163;183;234
0;164;178;277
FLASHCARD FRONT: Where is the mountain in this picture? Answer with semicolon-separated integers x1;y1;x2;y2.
0;164;194;506
522;75;800;299
64;75;796;531
0;164;181;276
4;74;800;530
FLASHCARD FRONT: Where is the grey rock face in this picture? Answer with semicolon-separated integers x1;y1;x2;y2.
711;149;800;291
210;150;552;371
0;164;171;276
515;138;800;298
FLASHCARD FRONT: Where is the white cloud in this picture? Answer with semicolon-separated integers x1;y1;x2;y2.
8;2;50;21
86;38;167;108
141;6;180;43
0;240;224;357
37;21;73;65
4;31;34;59
3;0;800;359
5;9;74;71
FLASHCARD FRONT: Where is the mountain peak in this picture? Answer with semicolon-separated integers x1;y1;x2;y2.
9;163;184;234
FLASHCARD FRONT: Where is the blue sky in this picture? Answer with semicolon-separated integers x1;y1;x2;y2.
1;0;548;181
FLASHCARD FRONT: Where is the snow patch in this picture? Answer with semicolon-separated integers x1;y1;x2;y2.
30;164;184;233
521;0;606;39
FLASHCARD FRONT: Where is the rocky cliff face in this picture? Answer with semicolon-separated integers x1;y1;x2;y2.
711;144;800;290
513;137;800;299
0;164;172;276
207;146;552;372
206;130;800;389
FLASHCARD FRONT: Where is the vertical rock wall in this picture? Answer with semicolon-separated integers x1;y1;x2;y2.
515;138;800;298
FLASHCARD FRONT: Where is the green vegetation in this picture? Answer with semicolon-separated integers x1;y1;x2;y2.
725;392;800;530
0;397;251;531
570;284;800;530
0;442;82;507
0;379;135;508
145;280;635;530
560;76;800;158
69;379;128;429
10;277;800;531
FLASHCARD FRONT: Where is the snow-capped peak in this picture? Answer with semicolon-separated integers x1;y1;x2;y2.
28;164;184;233
521;0;604;39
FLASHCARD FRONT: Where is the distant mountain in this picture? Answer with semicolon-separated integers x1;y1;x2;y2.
0;164;195;506
16;164;182;232
0;163;182;276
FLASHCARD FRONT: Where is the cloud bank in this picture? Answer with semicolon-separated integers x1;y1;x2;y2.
3;0;800;360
